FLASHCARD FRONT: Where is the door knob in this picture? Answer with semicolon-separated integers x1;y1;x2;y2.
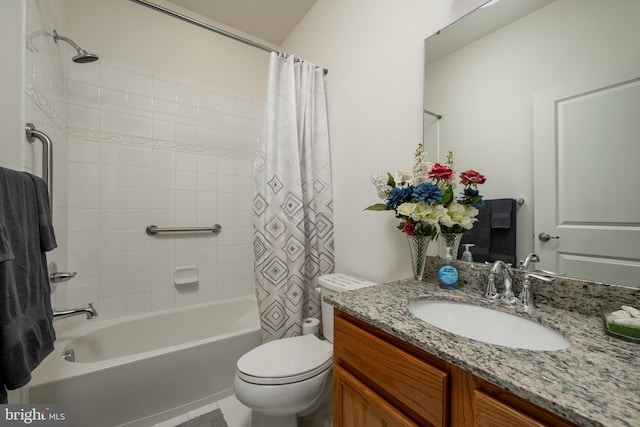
538;232;560;242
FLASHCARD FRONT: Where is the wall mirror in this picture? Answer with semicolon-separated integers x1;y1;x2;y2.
423;0;640;287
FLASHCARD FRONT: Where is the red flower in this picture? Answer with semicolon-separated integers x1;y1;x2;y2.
402;221;416;236
460;170;486;187
429;163;455;181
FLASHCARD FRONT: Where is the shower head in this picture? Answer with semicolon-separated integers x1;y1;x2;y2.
52;30;99;63
72;50;100;63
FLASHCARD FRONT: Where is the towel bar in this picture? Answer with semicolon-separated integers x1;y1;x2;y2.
25;123;53;218
145;224;222;235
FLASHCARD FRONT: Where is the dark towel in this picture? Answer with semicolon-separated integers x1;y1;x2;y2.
459;199;517;265
0;167;57;403
488;198;517;265
490;198;513;229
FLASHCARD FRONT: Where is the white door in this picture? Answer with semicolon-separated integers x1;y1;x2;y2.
533;72;640;288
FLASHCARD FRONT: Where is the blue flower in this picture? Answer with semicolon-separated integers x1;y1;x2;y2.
464;187;479;197
412;182;443;205
386;187;412;210
461;187;485;207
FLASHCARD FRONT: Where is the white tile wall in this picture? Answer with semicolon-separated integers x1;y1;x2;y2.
58;58;263;323
24;0;71;314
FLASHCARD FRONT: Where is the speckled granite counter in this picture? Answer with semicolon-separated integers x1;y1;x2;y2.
325;277;640;427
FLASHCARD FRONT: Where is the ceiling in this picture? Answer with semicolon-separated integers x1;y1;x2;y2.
164;0;319;45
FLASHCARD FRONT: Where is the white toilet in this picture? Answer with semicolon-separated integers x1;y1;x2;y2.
234;273;377;427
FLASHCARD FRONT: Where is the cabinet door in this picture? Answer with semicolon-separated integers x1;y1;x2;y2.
333;365;418;427
334;314;448;426
475;390;546;427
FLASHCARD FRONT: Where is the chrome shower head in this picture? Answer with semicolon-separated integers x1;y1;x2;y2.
72;50;100;63
52;29;99;63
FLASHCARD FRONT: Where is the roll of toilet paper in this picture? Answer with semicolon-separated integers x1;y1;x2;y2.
302;317;320;336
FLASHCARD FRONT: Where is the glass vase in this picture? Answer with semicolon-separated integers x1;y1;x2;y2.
438;233;463;260
407;235;432;282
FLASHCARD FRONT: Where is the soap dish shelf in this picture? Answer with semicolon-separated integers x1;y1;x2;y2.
601;306;640;344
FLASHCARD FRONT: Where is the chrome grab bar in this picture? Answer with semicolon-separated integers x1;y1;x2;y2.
25;123;53;219
145;224;222;235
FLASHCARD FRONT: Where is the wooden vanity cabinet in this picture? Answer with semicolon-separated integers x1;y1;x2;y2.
332;309;577;427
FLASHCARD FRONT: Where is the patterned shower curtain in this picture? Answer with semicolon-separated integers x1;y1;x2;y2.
253;52;334;342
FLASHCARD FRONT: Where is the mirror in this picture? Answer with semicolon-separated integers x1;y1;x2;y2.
423;0;640;286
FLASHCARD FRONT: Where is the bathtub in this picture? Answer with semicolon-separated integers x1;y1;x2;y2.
22;296;262;427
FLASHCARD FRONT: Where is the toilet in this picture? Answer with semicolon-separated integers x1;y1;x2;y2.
234;273;378;427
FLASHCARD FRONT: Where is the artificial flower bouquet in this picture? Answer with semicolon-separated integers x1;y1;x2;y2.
366;145;486;238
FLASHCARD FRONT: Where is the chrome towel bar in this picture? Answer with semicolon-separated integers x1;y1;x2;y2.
25;123;53;219
145;224;222;235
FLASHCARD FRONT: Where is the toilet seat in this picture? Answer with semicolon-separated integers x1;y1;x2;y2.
237;334;333;385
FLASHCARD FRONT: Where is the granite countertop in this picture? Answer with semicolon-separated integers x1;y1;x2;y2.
325;278;640;427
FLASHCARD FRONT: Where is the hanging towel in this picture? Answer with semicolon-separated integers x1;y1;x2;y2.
488;198;517;265
0;167;57;403
490;198;513;229
459;198;518;265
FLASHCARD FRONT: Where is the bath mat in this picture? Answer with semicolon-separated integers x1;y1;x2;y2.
175;408;228;427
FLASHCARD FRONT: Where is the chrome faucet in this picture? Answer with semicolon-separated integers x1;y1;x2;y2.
485;260;516;304
518;252;540;271
53;303;98;321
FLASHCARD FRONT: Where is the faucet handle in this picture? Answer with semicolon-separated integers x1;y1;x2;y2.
528;273;554;283
484;272;500;299
517;273;538;311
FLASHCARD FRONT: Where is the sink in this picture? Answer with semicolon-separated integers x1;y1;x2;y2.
408;300;570;351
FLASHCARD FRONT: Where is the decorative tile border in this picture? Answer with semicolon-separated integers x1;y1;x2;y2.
27;84;256;161
68;128;256;160
26;84;69;133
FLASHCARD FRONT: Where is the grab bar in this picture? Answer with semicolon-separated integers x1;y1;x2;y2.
145;224;222;236
25;123;53;217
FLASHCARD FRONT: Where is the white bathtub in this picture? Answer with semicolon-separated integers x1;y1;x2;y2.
23;296;262;427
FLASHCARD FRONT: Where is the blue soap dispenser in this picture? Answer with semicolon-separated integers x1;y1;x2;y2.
438;246;459;290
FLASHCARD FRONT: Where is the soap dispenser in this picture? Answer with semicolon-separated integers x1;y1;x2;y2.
461;244;474;263
438;246;459;290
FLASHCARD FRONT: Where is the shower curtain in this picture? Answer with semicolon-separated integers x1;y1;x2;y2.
253;53;334;342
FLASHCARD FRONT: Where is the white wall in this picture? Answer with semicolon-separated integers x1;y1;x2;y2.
0;1;25;169
281;0;486;283
66;0;273;99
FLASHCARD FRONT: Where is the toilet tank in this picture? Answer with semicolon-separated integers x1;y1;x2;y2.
318;273;378;343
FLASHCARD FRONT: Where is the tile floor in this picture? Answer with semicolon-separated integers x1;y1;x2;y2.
150;393;332;427
152;395;251;427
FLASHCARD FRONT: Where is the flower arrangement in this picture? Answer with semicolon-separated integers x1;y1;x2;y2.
366;145;486;239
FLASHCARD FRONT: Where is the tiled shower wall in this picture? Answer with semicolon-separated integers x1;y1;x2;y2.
58;58;262;322
24;0;70;288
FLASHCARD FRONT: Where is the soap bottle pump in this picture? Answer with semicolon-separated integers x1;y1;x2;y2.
461;244;475;263
438;246;459;290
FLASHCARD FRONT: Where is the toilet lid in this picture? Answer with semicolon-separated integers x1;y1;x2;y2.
237;334;333;385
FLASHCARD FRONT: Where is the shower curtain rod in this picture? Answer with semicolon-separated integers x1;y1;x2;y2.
129;0;328;75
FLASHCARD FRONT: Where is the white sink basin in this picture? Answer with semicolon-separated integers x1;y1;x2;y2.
408;300;570;351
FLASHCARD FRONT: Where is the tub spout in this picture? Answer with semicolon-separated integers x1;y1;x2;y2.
53;303;98;321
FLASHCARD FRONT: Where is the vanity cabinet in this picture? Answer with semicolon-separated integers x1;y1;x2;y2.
332;309;577;427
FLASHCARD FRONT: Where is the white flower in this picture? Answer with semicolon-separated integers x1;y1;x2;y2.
394;170;413;186
371;173;392;200
412;144;432;185
397;202;416;218
443;202;479;230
